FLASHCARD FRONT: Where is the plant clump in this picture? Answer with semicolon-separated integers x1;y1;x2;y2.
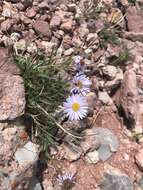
15;54;70;154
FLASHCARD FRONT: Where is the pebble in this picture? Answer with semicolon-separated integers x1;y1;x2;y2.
60;20;73;32
33;20;52;39
15;141;39;167
85;150;99;164
27;42;37;53
14;39;26;53
98;91;113;105
58;144;82;162
64;48;74;56
1;19;13;32
102;65;117;80
50;15;62;30
26;8;36;18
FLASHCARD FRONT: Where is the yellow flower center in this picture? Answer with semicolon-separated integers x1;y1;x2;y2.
77;81;83;89
72;102;80;112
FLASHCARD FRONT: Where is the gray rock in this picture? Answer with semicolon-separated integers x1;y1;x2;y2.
95;128;119;161
98;144;112;162
93;127;119;152
14;39;27;53
83;127;119;162
100;172;134;190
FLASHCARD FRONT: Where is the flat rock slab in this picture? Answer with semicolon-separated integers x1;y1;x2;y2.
0;48;25;120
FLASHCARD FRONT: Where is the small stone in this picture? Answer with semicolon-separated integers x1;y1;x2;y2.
98;144;112;161
83;127;119;161
62;35;73;49
14;39;26;53
102;65;117;80
33;20;52;39
86;33;98;44
78;23;89;38
58;144;82;162
50;15;62;30
85;150;99;164
98;91;113;105
63;120;87;132
60;20;73;32
41;41;56;54
1;19;13;32
15;141;39;167
38;2;49;9
27;42;37;53
21;0;33;8
2;4;12;18
20;14;32;25
26;8;36;18
84;48;92;54
16;3;25;11
64;48;74;56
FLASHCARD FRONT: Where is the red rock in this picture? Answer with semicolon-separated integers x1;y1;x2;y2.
114;69;139;128
33;20;52;39
0;48;25;120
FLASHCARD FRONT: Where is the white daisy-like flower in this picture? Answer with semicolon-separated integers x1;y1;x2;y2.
57;172;75;186
64;94;88;120
71;73;92;96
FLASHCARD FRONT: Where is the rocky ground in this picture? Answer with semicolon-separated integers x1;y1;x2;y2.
1;0;143;190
